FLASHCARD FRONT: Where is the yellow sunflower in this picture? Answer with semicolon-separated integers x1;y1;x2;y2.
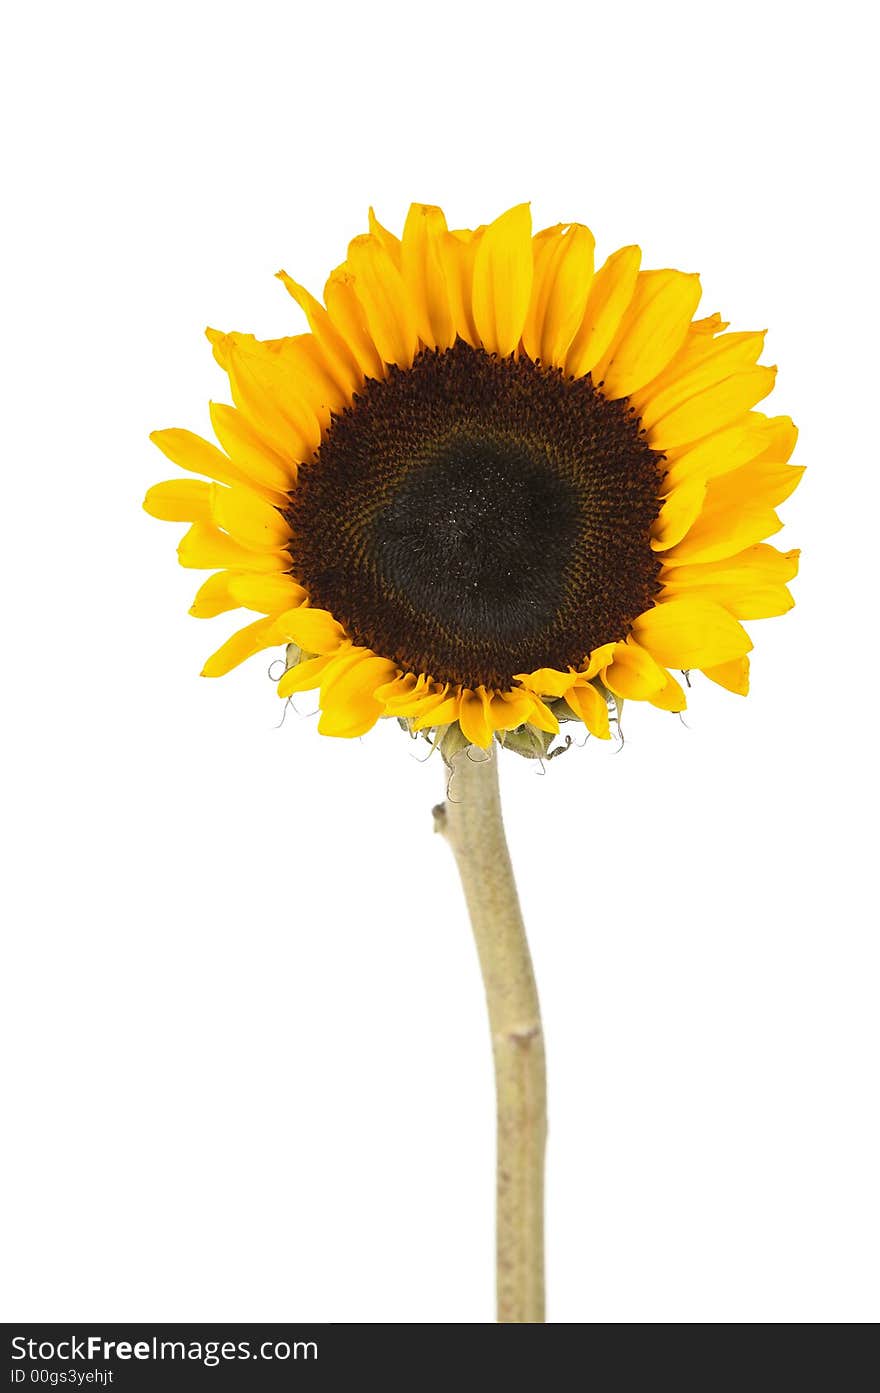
144;203;802;750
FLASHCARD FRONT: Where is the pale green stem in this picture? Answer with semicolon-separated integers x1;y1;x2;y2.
434;746;547;1324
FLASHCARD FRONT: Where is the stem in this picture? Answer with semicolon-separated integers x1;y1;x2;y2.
434;746;546;1323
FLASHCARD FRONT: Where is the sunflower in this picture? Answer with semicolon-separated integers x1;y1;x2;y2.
144;203;802;750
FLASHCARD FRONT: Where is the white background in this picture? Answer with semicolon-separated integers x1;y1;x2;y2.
2;0;877;1324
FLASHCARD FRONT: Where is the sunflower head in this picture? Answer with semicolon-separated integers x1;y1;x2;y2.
145;203;802;755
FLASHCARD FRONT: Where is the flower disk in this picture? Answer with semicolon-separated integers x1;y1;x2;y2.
288;342;664;689
145;202;803;751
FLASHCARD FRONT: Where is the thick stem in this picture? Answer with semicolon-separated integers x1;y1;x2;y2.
434;746;546;1324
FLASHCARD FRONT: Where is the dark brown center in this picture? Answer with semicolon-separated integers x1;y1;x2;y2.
286;341;664;688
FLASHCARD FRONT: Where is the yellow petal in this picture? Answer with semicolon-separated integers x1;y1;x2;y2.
750;414;798;464
524;694;559;735
206;326;230;370
472;203;533;356
599;270;702;399
690;313;728;337
630;313;729;395
633;330;766;429
601;640;669;700
662;578;794;619
662;544;801;587
378;675;438;715
177;523;288;572
521;224;564;361
661;545;800;619
189;571;241;619
276;271;362;398
209;483;291;551
373;672;422;709
651;479;707;551
318;652;398;738
413;693;461;730
279;606;347;654
317;645;372;699
703;656;750;695
201;615;283;678
277;653;335;698
489;690;535;731
227;572;306;614
664;505;780;565
150;428;258;493
392;682;453;720
514;666;579;698
661;545;798;616
564;682;611;738
368;208;402;267
284;333;348;424
219;332;322;460
664;463;803;564
631;597;752;669
401;203;455;350
661;417;774;491
208;402;295;497
648;669;687;712
741;456;804;509
458;688;494;748
542;224;596;365
143;479;213;524
346;233;419;368
523;223;596;367
565;245;641;379
438;229;483;348
648;366;778;451
580;642;619;680
323;268;386;381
